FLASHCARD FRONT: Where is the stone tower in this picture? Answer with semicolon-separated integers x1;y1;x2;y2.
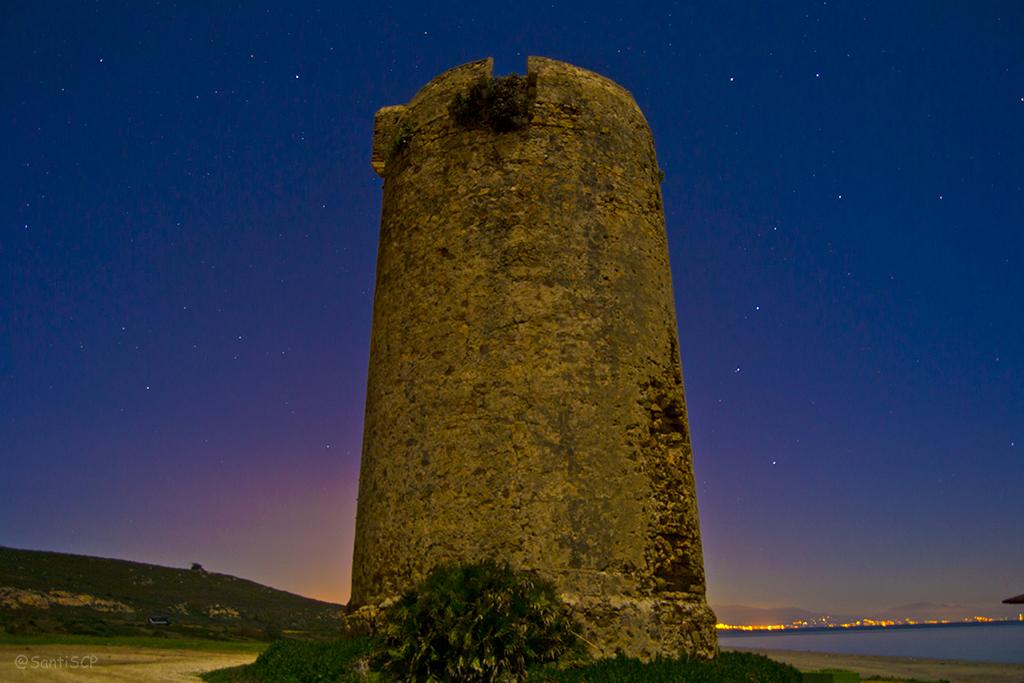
351;56;716;659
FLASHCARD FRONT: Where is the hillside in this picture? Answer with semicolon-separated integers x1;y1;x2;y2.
0;546;344;640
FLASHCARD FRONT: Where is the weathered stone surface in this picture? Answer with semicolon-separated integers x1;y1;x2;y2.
351;56;717;659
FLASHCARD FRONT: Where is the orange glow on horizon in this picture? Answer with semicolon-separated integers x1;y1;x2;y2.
715;615;1011;631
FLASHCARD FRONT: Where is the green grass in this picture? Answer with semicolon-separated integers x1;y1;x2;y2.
201;664;262;682
529;651;801;682
799;667;949;683
0;633;268;653
203;641;804;683
201;638;377;683
803;670;860;683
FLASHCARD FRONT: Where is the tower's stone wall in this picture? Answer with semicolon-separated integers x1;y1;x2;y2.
352;56;717;659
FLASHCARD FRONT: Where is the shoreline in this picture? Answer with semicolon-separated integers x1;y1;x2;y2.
726;646;1024;683
718;618;1024;637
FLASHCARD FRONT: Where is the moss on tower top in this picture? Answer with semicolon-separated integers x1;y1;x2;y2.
448;74;536;132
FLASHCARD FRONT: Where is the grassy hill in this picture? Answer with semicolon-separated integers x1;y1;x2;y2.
0;546;344;641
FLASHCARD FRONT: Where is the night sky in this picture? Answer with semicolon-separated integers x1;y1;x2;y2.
2;2;1022;615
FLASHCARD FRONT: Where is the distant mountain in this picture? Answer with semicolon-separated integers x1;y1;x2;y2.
713;600;1024;627
0;546;344;640
712;604;860;627
872;601;1023;622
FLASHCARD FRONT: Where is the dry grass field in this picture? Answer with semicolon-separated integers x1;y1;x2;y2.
0;643;259;682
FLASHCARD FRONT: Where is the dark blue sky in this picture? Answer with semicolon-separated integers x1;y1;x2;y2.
2;1;1021;613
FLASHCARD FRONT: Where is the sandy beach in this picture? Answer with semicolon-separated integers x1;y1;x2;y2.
0;644;258;682
728;646;1024;683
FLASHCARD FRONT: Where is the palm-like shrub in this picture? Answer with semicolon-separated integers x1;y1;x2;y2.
374;561;580;682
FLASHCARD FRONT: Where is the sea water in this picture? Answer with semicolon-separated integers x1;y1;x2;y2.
718;621;1024;664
